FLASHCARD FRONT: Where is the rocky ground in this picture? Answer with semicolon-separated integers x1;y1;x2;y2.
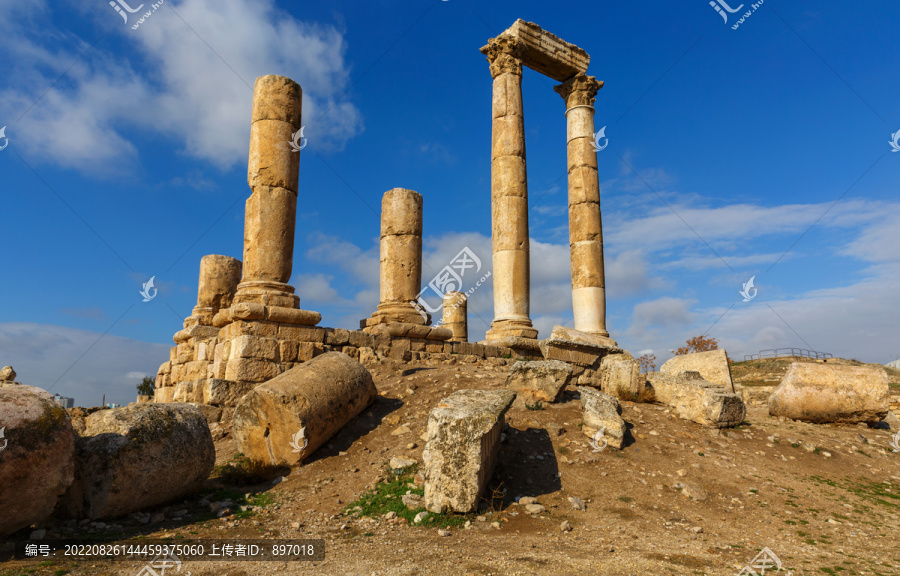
4;357;900;576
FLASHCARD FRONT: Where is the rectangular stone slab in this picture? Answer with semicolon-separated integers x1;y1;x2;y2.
423;389;516;513
647;371;746;428
504;19;590;82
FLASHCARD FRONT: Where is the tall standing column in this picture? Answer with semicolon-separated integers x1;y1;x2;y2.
481;35;538;341
366;188;429;326
554;73;609;337
233;75;303;310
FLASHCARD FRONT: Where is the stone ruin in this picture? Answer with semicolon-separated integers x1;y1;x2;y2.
153;20;633;409
0;21;757;538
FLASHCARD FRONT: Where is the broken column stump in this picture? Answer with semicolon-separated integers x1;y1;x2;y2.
423;389;515;513
232;352;376;466
505;359;573;403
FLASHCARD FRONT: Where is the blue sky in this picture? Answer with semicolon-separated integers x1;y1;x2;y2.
1;0;898;406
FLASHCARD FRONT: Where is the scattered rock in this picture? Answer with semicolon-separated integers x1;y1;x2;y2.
423;390;515;513
383;511;396;520
437;529;451;537
491;521;501;529
0;384;76;537
390;456;417;470
505;360;573;403
681;484;708;502
0;366;17;383
568;496;586;511
392;425;412;436
413;511;428;524
402;494;424;509
524;504;546;515
560;521;573;532
768;363;889;424
518;496;537;506
857;434;869;444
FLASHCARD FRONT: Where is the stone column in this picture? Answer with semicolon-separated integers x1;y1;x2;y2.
554;73;609;337
233;75;303;310
442;291;467;342
366;188;428;326
481;35;537;341
191;255;242;326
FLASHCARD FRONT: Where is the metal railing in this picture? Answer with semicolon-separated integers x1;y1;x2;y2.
743;348;833;361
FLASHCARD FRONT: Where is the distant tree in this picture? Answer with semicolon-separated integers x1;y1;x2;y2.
637;353;657;373
137;376;155;397
671;335;719;356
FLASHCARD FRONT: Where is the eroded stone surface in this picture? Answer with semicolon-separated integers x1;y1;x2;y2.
661;350;734;392
233;352;376;465
505;359;572;403
423;389;515;513
578;386;626;449
768;363;889;424
648;371;746;428
57;403;214;520
0;385;75;536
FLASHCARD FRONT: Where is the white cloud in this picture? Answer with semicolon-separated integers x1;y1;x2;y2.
0;322;170;407
0;0;362;173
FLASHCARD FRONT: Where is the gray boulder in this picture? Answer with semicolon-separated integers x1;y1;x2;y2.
57;403;214;519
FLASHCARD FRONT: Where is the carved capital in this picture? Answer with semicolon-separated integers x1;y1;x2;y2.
480;35;524;78
554;73;604;108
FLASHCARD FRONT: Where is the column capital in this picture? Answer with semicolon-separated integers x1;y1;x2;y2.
554;73;604;108
480;35;524;79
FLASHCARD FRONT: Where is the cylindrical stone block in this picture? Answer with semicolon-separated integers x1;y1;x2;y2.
195;255;242;313
371;189;424;324
232;352;377;466
442;291;468;342
241;186;297;285
247;75;302;194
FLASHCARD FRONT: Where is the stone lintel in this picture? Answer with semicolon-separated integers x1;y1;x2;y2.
503;19;590;82
363;322;453;341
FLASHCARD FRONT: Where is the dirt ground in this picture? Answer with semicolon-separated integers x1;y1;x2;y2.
4;357;900;576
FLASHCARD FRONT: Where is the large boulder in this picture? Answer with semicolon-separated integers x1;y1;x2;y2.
0;385;76;536
505;360;573;403
660;350;734;391
648;371;745;428
232;352;377;466
578;387;627;449
57;403;214;520
768;363;889;424
423;390;515;514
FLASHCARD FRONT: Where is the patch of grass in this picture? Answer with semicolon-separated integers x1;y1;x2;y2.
53;571;69;576
212;453;287;485
784;520;797;525
814;447;821;454
345;465;468;529
697;452;705;457
617;496;633;503
857;450;871;458
791;443;800;448
525;401;544;411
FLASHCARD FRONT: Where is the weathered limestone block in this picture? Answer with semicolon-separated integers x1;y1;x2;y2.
600;354;651;402
0;385;76;536
661;349;734;392
501;19;590;81
505;360;573;403
768;363;889;423
57;403;214;520
155;386;176;403
442;291;468;341
225;357;282;383
578;386;626;450
423;390;516;513
232;352;376;466
648;372;745;428
203;379;254;407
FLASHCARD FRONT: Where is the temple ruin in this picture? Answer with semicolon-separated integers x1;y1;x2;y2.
153;20;630;407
